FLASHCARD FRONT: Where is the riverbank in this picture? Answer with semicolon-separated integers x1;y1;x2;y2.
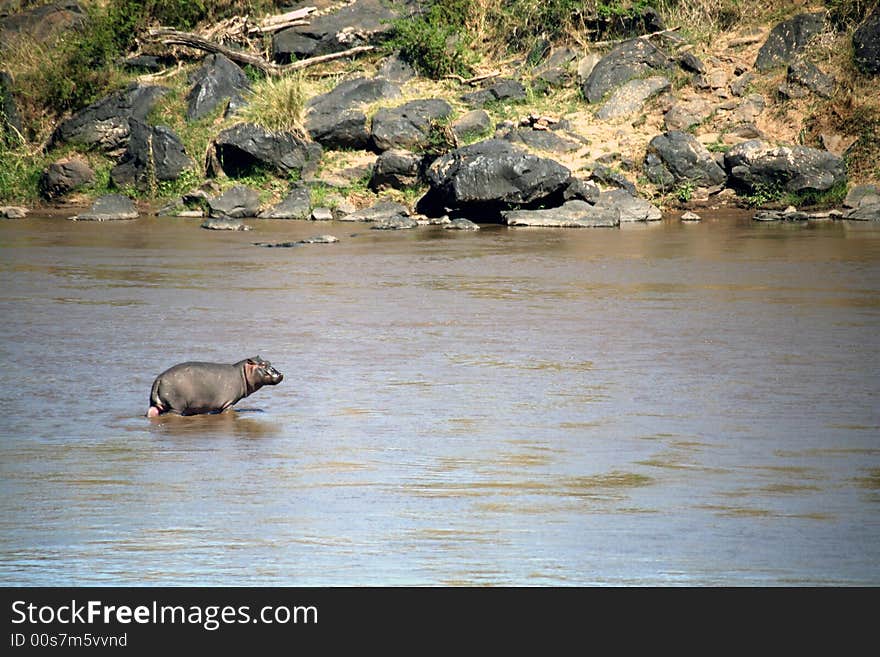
1;1;878;225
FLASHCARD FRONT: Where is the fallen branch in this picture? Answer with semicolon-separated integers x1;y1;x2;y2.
251;6;316;33
590;26;680;48
442;71;501;86
147;28;374;75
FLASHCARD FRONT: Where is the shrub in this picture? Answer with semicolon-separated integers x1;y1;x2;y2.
233;74;307;137
389;2;475;79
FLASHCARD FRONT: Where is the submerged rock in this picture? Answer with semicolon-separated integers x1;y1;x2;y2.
201;215;251;230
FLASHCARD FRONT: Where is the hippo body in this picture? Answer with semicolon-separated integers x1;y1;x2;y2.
147;356;283;417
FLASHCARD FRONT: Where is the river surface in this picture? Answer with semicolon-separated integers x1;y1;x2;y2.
1;210;878;586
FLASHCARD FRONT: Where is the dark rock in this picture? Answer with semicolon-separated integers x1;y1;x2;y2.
594;188;662;222
208;185;261;218
853;9;880;75
298;234;340;243
369;149;423;191
120;55;166;73
503;200;620;227
50;83;168;154
596;75;669;120
1;70;22;142
71;194;138;221
272;0;411;62
305;77;400;150
308;76;401;114
110;120;193;191
209;123;322;178
845;203;880;221
378;53;417;83
724;139;847;195
563;178;601;204
1;1;85;47
444;218;480;230
339;200;410;223
581;38;671;104
679;51;706;74
786;59;835;98
532;47;577;91
371;98;453;152
450;110;492;142
755;13;825;71
201;216;251;231
645;131;727;187
502;128;582;153
186;54;251;121
259;183;311;219
461;79;527;107
417;139;571;218
372;215;419;230
590;163;637;196
39;156;94;200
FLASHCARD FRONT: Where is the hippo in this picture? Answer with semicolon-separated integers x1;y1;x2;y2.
147;356;283;417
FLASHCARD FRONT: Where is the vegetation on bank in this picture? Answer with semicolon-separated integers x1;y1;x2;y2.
1;0;878;206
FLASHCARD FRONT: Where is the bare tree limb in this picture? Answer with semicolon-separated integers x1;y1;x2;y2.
442;71;501;86
590;26;681;48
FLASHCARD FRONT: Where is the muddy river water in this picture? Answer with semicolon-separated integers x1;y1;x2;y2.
1;211;878;585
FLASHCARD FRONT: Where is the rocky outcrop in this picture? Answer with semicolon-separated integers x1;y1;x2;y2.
451;110;492;142
581;38;671;103
754;13;825;71
596;75;670;120
305;76;401;150
208;185;261;218
39;157;94;200
503;200;620;227
853;9;880;75
272;0;411;61
417;139;571;218
70;194;138;221
593;188;662;222
461;79;527;107
724;140;847;195
50;83;168;154
369;149;423;191
259;183;311;219
644;130;727;188
110;120;193;191
370;98;453;151
186;54;251;121
208;123;322;178
0;1;85;47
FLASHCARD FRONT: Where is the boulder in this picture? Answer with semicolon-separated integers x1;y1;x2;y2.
724;140;847;195
272;0;410;61
305;77;401;150
372;215;419;230
39;157;94;200
678;52;706;74
259;183;311;219
754;13;825;71
644;131;727;187
186;54;251;121
563;178;601;204
581;38;671;103
785;59;835;98
369;149;423;191
201;216;251;230
70;194;138;221
532;47;577;92
0;1;85;47
311;207;333;221
664;96;716;131
596;75;670;120
843;183;880;220
371;98;453;152
339;200;411;223
461;79;527;107
110;120;193;191
208;185;261;218
50;83;168;154
209;123;322;178
444;218;480;230
501;127;582;153
593;188;662;222
503;200;620;227
416;139;571;217
589;163;637;197
450;109;492;143
853;9;880;75
730;72;754;97
378;53;417;83
0;206;27;218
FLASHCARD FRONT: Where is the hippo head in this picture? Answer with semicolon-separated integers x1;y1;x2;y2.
244;356;284;389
